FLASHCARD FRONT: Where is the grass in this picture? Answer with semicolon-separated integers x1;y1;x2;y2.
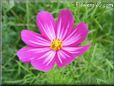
2;0;114;85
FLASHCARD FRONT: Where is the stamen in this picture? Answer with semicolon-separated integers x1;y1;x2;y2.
50;39;62;51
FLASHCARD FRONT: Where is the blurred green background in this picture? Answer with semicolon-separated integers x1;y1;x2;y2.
2;0;114;85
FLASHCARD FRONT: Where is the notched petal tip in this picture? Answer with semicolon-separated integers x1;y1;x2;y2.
60;9;73;14
59;9;74;20
36;11;53;21
80;43;91;55
78;22;89;32
31;59;54;72
37;10;49;14
31;64;49;72
21;29;30;38
16;48;29;63
85;43;92;51
36;11;50;19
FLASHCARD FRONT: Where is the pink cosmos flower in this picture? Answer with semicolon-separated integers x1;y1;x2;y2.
17;9;91;72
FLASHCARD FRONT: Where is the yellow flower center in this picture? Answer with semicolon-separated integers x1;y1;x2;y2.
50;39;62;51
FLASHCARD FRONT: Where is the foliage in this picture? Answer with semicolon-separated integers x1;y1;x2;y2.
2;0;114;85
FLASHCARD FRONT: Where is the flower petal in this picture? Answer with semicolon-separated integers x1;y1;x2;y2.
56;44;91;67
21;30;50;47
62;44;91;57
63;22;89;46
17;47;51;63
56;9;74;40
31;50;56;72
56;50;75;67
36;11;56;41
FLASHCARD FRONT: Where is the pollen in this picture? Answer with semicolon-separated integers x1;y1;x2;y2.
50;39;62;51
